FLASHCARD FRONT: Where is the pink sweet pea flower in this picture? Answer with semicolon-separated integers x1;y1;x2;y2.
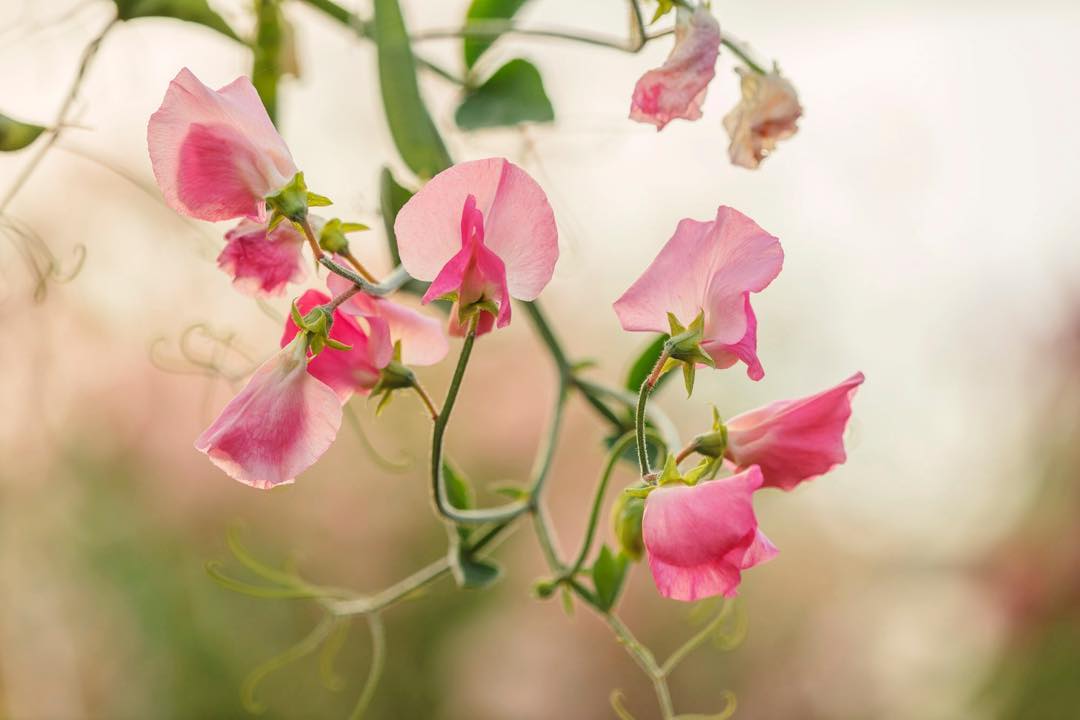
725;372;865;490
148;67;297;222
613;206;783;380
327;268;449;366
195;336;342;489
642;466;777;601
218;219;306;297
723;68;803;169
394;158;558;337
630;6;721;130
280;290;393;403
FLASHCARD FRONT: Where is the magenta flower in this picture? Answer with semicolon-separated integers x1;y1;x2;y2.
642;466;777;601
726;372;865;490
281;290;394;403
613;206;783;380
195;336;342;489
394;158;559;336
327;269;449;366
148;68;298;223
218;219;305;297
630;6;721;130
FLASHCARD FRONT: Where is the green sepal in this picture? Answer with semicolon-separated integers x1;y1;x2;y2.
681;361;696;397
371;358;415;394
265;171;318;225
689;406;728;458
591;544;630;612
0;111;46;151
650;0;676;23
306;191;333;207
325;338;353;351
657;455;682;486
372;388;394;416
318;217;367;254
683;458;720;486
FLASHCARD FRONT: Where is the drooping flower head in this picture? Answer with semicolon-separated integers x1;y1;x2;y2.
613;206;783;380
280;289;394;403
725;372;865;490
195;335;342;489
630;5;722;130
327;267;449;366
723;68;803;169
642;464;777;601
148;68;297;222
394;158;559;336
218;219;306;297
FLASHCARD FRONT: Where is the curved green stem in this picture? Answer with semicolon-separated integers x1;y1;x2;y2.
722;36;768;75
319;258;411;297
566;431;636;576
635;346;672;476
661;600;733;676
347;613;386;720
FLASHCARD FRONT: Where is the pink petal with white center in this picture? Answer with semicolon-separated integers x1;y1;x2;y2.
643;466;776;601
148;68;297;222
394;158;558;300
630;6;721;130
726;372;865;490
218;219;305;297
195;337;342;489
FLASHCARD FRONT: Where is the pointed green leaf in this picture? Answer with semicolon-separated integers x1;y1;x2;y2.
443;461;474;542
252;0;286;121
113;0;240;41
624;334;671;392
456;59;553;130
591;544;630;612
373;0;453;178
463;0;531;68
682;360;696;397
0;112;45;151
449;546;503;589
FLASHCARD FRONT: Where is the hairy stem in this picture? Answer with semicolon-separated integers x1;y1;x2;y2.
341;248;378;283
636;346;672;476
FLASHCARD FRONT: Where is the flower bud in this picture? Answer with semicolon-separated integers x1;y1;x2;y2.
611;483;648;561
690;407;728;458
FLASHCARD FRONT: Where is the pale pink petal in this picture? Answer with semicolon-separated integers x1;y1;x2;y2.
723;68;803;169
702;294;764;380
726;372;865;490
630;6;721;130
148;68;297;222
394;158;558;299
218;220;305;297
281;290;380;402
195;338;342;489
643;466;774;601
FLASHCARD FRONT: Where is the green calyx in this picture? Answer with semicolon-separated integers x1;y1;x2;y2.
690;406;729;459
657;454;722;488
318;218;370;254
265;172;332;230
664;311;715;397
370;342;415;415
289;301;351;357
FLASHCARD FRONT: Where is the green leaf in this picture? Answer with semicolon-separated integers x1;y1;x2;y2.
624;334;672;393
373;0;453;179
463;0;530;69
112;0;240;41
251;0;291;123
0;112;46;151
591;544;630;612
443;461;474;542
455;59;554;130
449;548;503;589
379;166;414;266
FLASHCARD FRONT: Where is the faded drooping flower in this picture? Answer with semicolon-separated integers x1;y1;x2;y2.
148;68;297;222
630;5;721;130
613;206;783;380
723;68;803;169
725;372;865;490
218;219;306;297
394;158;559;336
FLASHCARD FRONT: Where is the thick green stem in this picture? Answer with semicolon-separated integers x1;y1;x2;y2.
319;258;411;297
636;346;672;476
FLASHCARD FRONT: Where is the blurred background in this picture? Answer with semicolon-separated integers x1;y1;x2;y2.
2;0;1079;718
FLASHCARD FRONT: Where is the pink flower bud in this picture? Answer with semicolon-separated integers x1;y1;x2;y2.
194;336;342;489
280;290;393;402
613;206;783;380
394;158;559;336
217;219;306;297
642;466;777;601
723;68;803;169
148;68;298;222
630;6;721;130
725;372;865;490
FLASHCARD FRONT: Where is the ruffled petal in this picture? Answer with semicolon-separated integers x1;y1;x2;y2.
218;220;305;296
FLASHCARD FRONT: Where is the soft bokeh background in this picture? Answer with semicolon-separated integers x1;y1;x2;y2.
2;0;1079;718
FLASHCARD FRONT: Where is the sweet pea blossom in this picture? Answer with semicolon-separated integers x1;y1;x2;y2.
613;206;783;380
148;68;297;222
642;466;777;601
723;68;803;169
394;158;558;336
725;372;865;490
630;6;721;130
195;336;342;489
327;268;449;366
218;219;306;297
280;290;394;403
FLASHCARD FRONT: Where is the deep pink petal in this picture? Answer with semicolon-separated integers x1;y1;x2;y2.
629;7;721;130
643;467;774;601
195;338;342;489
726;372;865;490
218;220;305;296
394;158;558;299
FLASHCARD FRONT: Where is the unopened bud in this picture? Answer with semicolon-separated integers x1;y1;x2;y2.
611;483;648;561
